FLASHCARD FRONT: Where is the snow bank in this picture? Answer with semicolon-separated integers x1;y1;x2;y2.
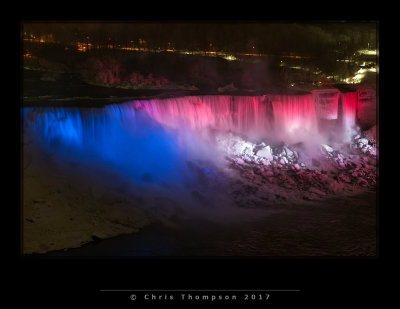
22;132;150;254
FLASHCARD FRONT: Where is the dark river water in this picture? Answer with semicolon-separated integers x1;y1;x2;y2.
44;191;376;257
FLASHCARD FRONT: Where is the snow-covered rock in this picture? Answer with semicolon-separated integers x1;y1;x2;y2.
216;133;282;167
321;144;333;153
232;141;251;155
368;147;377;157
256;146;273;161
235;158;245;165
243;146;254;156
217;131;376;198
260;158;272;166
283;146;294;159
358;138;369;147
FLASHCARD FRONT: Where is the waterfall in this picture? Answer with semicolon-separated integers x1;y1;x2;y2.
23;90;363;191
23;91;360;161
341;92;358;142
269;94;318;143
23;106;189;185
24;91;361;153
126;94;319;143
312;89;340;120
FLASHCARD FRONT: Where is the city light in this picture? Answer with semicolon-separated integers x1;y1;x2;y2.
22;32;311;62
357;49;377;56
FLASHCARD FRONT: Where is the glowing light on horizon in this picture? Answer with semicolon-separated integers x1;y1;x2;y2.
222;55;237;61
357;49;377;56
23;33;312;62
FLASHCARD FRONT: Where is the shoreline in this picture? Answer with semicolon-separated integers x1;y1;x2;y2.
28;190;376;257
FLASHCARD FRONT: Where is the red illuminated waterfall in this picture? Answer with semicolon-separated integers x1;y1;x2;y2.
342;92;358;141
121;91;360;143
312;89;340;120
269;94;318;142
129;95;319;142
131;96;273;136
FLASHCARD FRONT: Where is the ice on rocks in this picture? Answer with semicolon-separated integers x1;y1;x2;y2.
321;144;334;154
232;141;251;155
283;146;297;162
349;130;377;158
235;158;245;165
216;133;277;166
216;130;376;198
256;146;273;161
358;138;369;147
368;147;377;156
